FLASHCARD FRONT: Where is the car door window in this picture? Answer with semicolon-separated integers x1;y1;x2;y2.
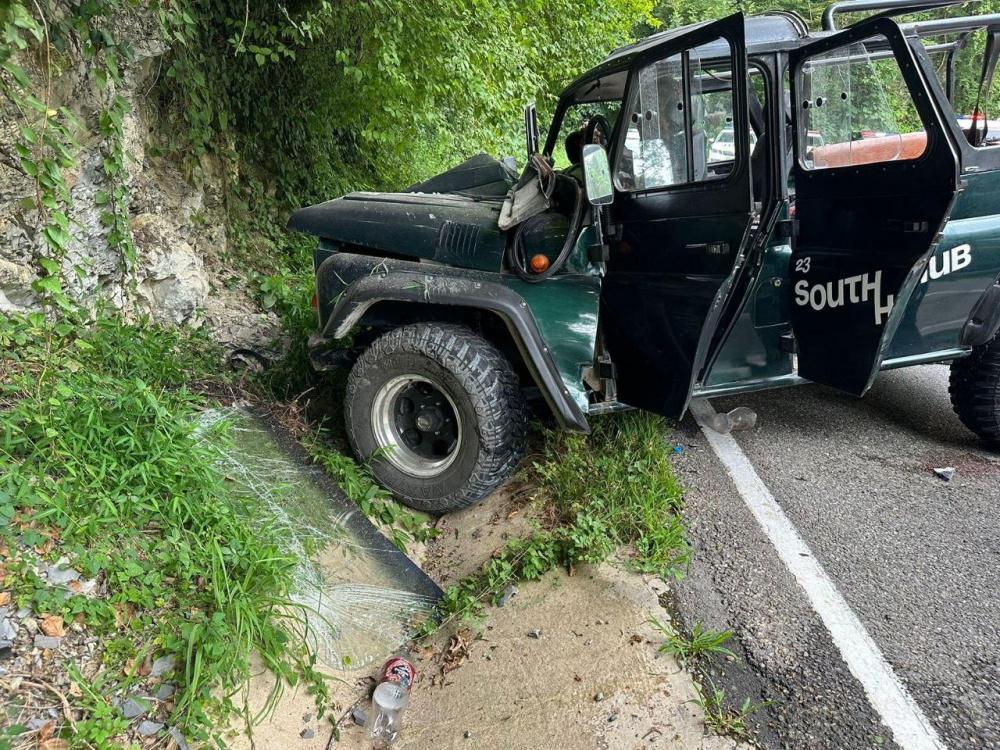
616;36;737;191
798;35;927;169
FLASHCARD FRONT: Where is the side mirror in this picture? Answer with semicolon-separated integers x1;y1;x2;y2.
582;144;614;206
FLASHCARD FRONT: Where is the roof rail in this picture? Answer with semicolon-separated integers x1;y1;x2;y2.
822;0;971;30
901;11;1000;34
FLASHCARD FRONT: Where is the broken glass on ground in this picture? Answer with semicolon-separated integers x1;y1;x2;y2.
196;408;441;671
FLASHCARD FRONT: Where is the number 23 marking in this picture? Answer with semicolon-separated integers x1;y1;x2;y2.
795;257;811;274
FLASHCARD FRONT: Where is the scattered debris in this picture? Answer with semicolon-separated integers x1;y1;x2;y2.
707;406;758;435
498;583;518;607
137;720;163;737
608;712;619;722
0;612;16;642
350;706;367;727
121;697;149;719
155;683;176;700
39;614;65;638
933;466;956;482
464;730;472;739
168;726;190;750
150;653;176;677
594;692;605;702
300;727;315;739
442;631;471;674
527;628;542;639
126;653;152;677
44;559;81;586
33;635;62;650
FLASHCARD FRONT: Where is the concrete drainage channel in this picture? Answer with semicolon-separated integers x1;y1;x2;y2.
207;408;443;667
228;409;756;749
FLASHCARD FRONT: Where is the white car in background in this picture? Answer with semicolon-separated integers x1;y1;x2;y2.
709;126;757;162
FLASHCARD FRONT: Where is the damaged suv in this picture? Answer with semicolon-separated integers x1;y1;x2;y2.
291;1;1000;513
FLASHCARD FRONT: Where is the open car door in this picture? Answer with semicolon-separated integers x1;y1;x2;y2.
788;17;960;395
603;12;762;417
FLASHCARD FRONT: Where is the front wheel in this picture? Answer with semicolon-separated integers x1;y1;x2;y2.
949;336;1000;448
344;323;528;514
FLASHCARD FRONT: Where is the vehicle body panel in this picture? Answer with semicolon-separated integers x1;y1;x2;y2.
290;190;508;273
313;250;598;429
702;208;796;389
887;168;1000;358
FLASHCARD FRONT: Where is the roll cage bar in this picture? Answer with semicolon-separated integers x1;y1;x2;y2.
822;0;971;30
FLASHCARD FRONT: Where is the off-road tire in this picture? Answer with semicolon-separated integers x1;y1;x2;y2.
949;336;1000;448
344;322;528;513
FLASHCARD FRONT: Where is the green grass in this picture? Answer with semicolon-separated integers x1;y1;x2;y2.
649;618;735;662
692;679;771;739
305;426;438;552
426;411;690;628
0;313;328;745
534;412;690;575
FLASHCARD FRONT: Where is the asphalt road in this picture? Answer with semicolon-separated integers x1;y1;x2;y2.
671;364;1000;750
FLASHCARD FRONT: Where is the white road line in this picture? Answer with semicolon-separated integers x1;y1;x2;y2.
688;398;947;750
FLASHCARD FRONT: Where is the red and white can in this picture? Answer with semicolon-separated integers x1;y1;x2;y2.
380;655;416;692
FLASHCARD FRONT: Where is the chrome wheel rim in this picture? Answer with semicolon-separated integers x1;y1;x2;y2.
371;374;462;478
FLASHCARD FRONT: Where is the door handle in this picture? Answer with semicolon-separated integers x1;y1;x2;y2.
685;241;730;255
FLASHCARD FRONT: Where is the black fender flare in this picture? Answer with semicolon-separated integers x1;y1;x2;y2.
961;274;1000;348
317;253;590;433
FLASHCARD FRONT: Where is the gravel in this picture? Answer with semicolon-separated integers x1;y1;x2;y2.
150;654;175;678
121;697;149;719
45;558;81;586
137;720;164;737
33;635;61;650
155;683;176;700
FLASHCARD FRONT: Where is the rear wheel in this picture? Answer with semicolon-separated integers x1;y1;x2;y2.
344;323;528;513
949;336;1000;447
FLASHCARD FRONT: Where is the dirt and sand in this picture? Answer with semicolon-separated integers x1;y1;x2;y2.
238;487;748;750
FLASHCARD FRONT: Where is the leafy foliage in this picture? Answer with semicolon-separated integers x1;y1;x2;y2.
157;0;655;203
0;315;327;742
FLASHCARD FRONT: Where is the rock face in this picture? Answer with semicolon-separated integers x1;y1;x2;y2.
0;8;280;350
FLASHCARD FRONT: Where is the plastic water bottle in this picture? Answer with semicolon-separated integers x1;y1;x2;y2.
707;406;757;434
728;406;757;431
369;680;409;748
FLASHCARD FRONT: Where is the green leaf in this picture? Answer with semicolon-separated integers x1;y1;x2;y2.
38;257;60;275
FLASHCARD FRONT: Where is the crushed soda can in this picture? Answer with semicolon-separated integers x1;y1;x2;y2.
380;655;416;691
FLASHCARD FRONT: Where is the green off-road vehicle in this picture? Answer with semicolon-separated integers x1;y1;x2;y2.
291;0;1000;513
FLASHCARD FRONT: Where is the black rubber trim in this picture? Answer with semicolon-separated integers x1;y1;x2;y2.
318;253;590;434
961;279;1000;347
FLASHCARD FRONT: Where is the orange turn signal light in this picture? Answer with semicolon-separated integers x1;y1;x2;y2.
530;254;550;273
